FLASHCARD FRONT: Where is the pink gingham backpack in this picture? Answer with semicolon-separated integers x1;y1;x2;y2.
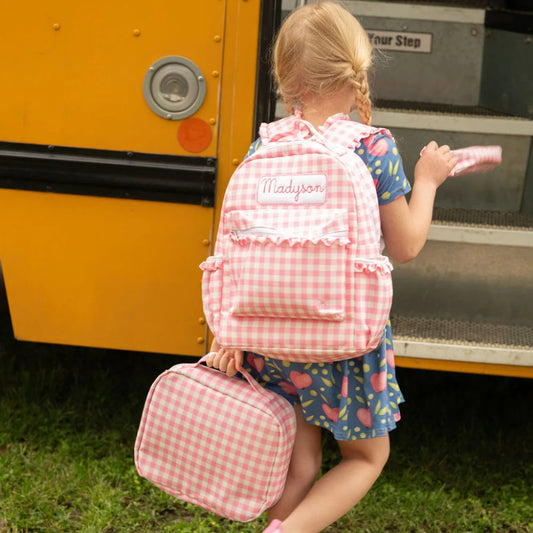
200;112;393;362
134;355;296;522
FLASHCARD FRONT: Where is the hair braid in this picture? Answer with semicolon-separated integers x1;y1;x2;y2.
355;71;372;126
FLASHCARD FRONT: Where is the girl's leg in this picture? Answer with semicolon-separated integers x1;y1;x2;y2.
268;406;323;522
279;434;390;533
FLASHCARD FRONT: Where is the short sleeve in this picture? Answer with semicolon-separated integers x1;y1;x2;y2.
355;134;411;205
245;138;262;159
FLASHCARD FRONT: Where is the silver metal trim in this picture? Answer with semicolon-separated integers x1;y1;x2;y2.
394;338;533;367
346;0;486;24
372;108;533;136
143;56;206;120
428;224;533;247
276;101;533;136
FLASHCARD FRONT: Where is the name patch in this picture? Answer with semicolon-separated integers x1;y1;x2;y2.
367;30;432;53
258;174;326;205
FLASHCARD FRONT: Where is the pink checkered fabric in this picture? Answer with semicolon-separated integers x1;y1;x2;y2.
134;356;296;522
450;145;502;176
200;113;393;362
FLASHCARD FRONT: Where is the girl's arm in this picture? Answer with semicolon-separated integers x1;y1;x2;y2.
380;141;457;263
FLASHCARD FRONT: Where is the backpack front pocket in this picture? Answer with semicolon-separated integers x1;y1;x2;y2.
225;209;350;321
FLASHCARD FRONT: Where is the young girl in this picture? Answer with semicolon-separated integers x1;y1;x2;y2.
207;2;457;532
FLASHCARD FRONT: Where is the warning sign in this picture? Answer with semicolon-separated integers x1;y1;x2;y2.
367;30;432;53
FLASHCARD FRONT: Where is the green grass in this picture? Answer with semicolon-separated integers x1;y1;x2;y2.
0;325;531;532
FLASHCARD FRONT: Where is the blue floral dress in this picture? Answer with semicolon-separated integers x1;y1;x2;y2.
241;129;411;441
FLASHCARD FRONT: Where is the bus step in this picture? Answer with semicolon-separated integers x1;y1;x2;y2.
350;0;486;107
391;315;533;370
372;102;533;135
370;104;533;213
375;99;509;118
429;207;533;247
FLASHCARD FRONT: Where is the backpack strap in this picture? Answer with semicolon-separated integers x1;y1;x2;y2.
259;110;394;154
259;114;347;157
318;114;394;150
259;112;313;144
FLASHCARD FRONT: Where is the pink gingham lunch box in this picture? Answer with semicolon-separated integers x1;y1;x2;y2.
134;355;297;522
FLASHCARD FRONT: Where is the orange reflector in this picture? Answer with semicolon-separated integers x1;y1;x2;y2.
177;117;212;153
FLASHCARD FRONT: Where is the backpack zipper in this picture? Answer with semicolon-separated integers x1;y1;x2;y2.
231;227;349;240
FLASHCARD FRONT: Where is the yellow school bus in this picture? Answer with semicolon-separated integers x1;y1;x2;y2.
0;0;279;356
0;0;531;378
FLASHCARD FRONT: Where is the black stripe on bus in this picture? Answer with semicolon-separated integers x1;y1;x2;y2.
486;6;533;34
253;0;282;135
0;142;216;206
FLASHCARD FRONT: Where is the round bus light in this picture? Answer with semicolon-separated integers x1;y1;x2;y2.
177;117;212;153
143;56;206;120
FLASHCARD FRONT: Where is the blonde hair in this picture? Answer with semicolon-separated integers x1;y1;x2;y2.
273;1;373;125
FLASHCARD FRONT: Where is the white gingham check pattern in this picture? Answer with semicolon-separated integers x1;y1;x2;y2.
134;358;296;522
200;113;393;362
450;145;502;176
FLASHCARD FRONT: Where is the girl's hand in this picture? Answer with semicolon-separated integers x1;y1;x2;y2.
205;339;244;378
415;141;457;189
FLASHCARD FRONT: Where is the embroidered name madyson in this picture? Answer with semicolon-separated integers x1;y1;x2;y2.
258;174;326;204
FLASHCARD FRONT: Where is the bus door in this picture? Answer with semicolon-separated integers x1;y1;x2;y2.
0;0;275;356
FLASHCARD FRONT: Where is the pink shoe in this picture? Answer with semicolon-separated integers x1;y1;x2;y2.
262;519;283;533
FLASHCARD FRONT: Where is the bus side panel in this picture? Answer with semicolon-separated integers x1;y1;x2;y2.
0;0;232;354
0;0;263;355
0;190;211;355
0;0;224;156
